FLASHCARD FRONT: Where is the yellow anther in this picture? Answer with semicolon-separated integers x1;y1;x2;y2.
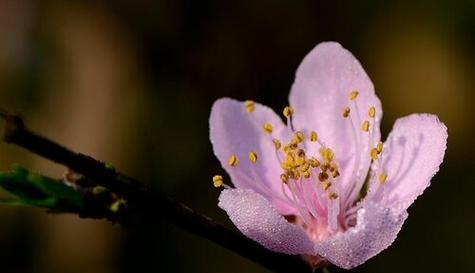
212;175;223;188
320;148;334;162
294;131;305;142
376;142;383;153
368;106;376;118
283;145;291;153
281;162;292;171
328;192;338;200
263;123;273;134
370;148;379;161
349;90;359;100
378;172;388;184
288;170;301;180
332;170;340;178
283;106;294;118
362;120;370;132
296;149;306;158
272;139;282;150
308;157;320;168
289;139;299;148
280;173;289;184
342;106;351;118
326;149;334;161
300;162;310;172
309;131;318;142
249;151;258;163
295;157;306;166
321;181;332;191
228;155;239;167
318;172;329;182
244;100;255;113
284;153;295;164
303;171;311;179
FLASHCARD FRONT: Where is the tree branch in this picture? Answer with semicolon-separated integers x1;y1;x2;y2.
0;113;348;273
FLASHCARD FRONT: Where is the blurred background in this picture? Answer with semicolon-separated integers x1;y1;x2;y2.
0;1;473;273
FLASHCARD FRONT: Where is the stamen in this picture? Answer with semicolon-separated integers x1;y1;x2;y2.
294;131;305;142
212;175;223;188
286;141;298;150
376;142;383;153
320;147;334;162
370;148;379;161
322;181;332;191
228;155;239;167
249;151;258;163
283;106;294;118
263;123;273;134
244;100;255;113
309;131;318;142
349;90;359;100
308;157;320;168
318;172;329;182
321;162;330;172
368;106;376;118
295;156;306;166
342;106;351;118
378;172;388;184
272;139;282;150
300;162;310;172
328;192;338;200
280;173;289;184
362;120;370;132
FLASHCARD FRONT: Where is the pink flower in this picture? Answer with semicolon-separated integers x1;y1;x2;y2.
209;42;447;269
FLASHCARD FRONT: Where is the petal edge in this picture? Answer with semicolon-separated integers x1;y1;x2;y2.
315;202;407;269
218;188;314;255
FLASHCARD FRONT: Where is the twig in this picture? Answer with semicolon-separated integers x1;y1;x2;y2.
0;113;342;273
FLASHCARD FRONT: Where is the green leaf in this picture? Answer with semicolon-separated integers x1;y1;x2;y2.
0;165;84;210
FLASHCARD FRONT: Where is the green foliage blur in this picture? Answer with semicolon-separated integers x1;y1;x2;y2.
0;1;474;273
0;165;83;210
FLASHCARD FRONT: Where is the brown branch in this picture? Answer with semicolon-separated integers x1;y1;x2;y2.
0;113;350;273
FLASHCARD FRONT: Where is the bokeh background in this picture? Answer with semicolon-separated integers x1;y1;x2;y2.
0;1;474;273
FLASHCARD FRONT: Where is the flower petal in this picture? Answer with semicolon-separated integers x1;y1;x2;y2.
315;202;407;269
289;42;382;200
219;188;315;255
369;114;448;212
209;98;295;214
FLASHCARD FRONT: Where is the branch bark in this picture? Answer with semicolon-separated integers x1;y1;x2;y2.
0;113;349;273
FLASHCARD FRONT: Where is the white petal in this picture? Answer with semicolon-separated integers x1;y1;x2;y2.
289;42;382;201
210;98;295;214
219;188;315;255
315;202;407;269
368;114;448;212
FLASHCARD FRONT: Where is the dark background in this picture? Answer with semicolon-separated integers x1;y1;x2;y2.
0;1;473;273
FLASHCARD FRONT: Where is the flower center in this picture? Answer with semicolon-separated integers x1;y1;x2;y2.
213;91;389;236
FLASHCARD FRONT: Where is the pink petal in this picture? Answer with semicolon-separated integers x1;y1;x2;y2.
369;114;448;212
289;42;382;200
315;202;407;269
219;188;315;255
209;98;295;214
